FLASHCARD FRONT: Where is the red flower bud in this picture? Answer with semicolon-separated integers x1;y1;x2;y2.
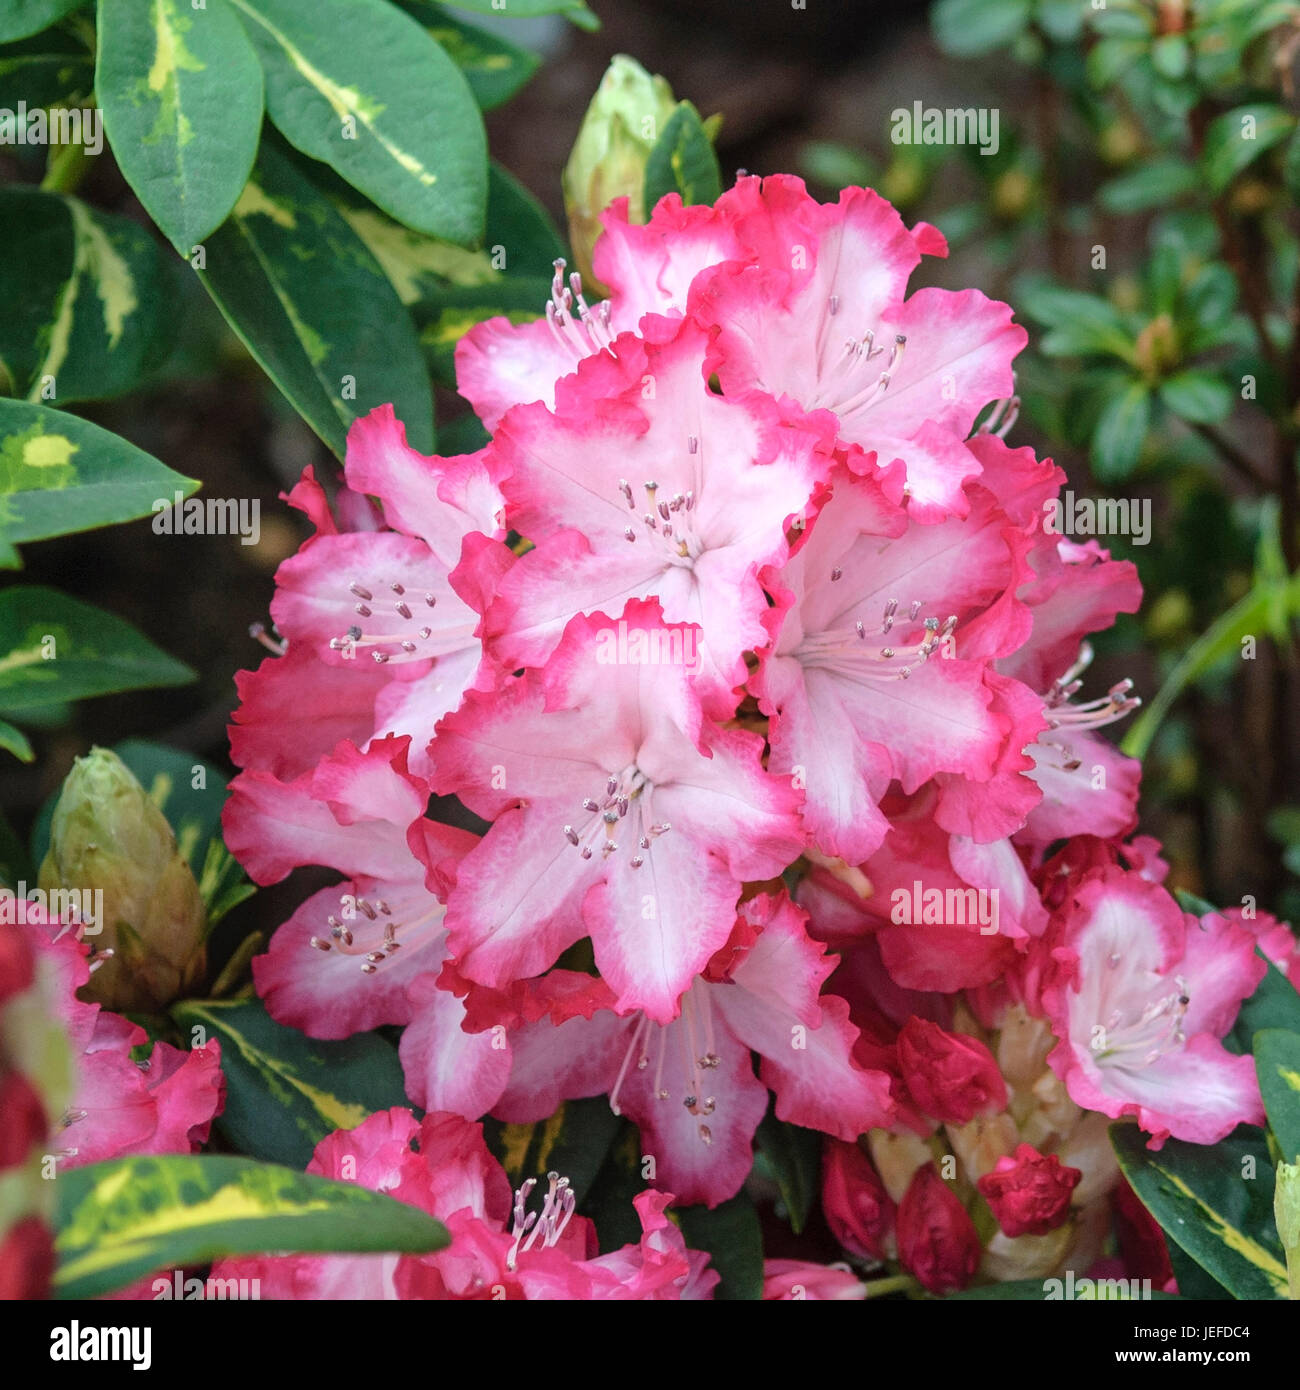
896;1162;980;1294
822;1138;894;1260
977;1142;1081;1237
896;1017;1006;1125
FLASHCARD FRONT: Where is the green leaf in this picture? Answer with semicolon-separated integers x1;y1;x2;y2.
679;1191;762;1301
197;141;433;457
336;199;497;308
170;997;409;1168
1255;1030;1300;1162
53;1153;448;1299
229;0;487;246
1091;380;1151;480
0;398;198;548
396;0;540;111
1159;369;1232;424
96;0;264;255
1111;1124;1288;1300
0;189;176;403
437;410;489;455
442;0;598;28
800;140;877;193
1017;280;1134;360
1098;158;1198;214
1183;262;1238;338
487;161;566;278
755;1110;821;1235
0;29;92;111
1037;0;1083;42
1202;103;1295;195
1166;1239;1233;1299
0;716;33;761
1150;32;1189;80
0;0;84;43
0;585;193;710
1086;34;1145;87
485;1096;622;1206
577;1123;645;1253
644;101;722;211
197;838;257;930
931;0;1030;55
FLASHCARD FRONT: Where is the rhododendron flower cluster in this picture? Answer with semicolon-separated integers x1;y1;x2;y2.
225;174;1282;1298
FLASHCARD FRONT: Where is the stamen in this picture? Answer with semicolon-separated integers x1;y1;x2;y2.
249;622;288;656
313;891;445;977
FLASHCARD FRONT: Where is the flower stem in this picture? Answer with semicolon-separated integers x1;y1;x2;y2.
861;1274;922;1300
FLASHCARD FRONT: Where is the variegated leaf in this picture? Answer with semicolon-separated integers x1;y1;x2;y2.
1255;1030;1300;1163
96;0;264;255
197;142;434;456
1112;1124;1289;1300
0;189;173;403
229;0;486;246
171;997;409;1168
54;1154;448;1299
0;585;194;709
0;398;198;548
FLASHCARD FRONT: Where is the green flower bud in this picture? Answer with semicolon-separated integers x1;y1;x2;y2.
562;54;677;290
1277;1161;1300;1301
38;748;205;1014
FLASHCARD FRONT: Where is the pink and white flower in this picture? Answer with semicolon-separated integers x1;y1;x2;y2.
753;452;1045;863
692;178;1024;519
428;602;804;1022
28;923;223;1169
223;736;506;1118
484;894;893;1208
456;188;753;430
235;407;510;779
482;318;832;709
1042;867;1266;1146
